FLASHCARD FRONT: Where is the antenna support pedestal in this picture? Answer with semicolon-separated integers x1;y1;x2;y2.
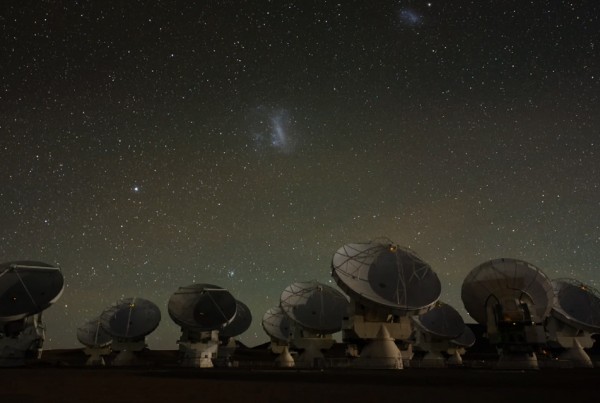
111;338;146;366
83;345;111;366
178;329;219;368
0;315;45;367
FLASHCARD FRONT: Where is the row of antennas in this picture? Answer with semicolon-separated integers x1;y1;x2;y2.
76;284;252;367
261;242;474;369
2;241;599;369
261;241;599;369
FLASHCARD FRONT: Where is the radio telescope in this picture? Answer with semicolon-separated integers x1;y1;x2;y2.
279;280;349;367
77;317;112;366
411;302;472;367
100;297;161;366
262;306;293;345
168;283;237;367
220;299;252;339
217;299;252;367
0;261;64;366
545;278;600;367
262;306;294;366
331;241;441;369
262;306;295;367
461;258;554;369
448;325;477;366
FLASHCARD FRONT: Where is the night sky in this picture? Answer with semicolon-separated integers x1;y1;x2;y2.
1;1;599;349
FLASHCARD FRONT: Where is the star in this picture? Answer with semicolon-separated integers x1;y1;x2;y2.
1;1;597;351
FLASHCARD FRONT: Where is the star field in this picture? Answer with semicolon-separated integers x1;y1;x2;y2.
1;1;599;348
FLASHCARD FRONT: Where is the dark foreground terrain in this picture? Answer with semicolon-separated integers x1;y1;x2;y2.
1;365;599;403
1;348;599;402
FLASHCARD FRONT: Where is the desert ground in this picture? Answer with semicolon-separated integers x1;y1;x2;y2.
0;349;598;403
2;367;600;403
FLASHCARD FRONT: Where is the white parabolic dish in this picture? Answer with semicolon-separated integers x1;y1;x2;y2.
452;325;476;348
100;297;161;340
331;242;441;314
461;258;554;324
280;280;349;334
0;261;64;322
168;283;237;331
77;317;113;348
551;279;600;333
262;306;292;342
220;300;252;338
412;302;465;339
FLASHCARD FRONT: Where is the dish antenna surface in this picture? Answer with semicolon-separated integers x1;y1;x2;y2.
546;278;600;367
99;297;161;365
461;258;554;369
217;299;252;367
551;279;600;333
168;283;237;331
0;261;64;322
280;280;349;334
461;258;554;325
451;325;476;348
411;302;471;367
412;302;465;340
0;261;64;366
278;281;350;367
100;297;161;340
262;306;295;367
168;283;238;367
220;300;252;339
332;242;441;314
331;241;441;369
77;318;112;348
77;317;112;366
262;306;293;343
